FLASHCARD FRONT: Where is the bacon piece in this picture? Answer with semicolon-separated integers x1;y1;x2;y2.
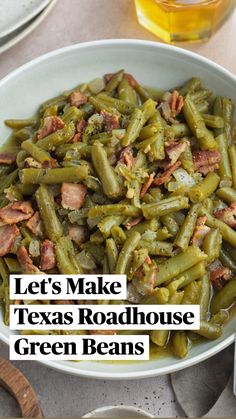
153;161;181;186
165;140;188;166
193;150;221;171
125;216;143;230
101;110;119;132
37;116;65;140
26;212;43;237
70;119;87;143
0;152;16;165
0;202;33;225
61;183;87;210
89;330;117;335
198;163;219;175
169;90;184;116
40;240;56;271
209;260;232;290
191;216;211;246
69;91;87;107
17;246;42;274
68;225;88;245
0;225;20;256
140;173;155;198
119;146;135;169
214;203;236;229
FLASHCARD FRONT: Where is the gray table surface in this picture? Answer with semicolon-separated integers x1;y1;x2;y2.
0;0;235;417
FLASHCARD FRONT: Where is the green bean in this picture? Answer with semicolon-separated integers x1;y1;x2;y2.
216;187;236;204
211;277;236;314
106;238;118;273
16;183;37;196
0;169;18;195
171;332;189;359
228;145;236;189
220;247;236;274
36;122;75;151
141;288;169;305
141;240;173;256
20;166;88;184
0;258;9;285
175;203;200;251
97;93;134;114
149;129;165;161
210;311;229;325
5;118;36;129
89;96;115;113
111;225;126;245
183;97;217;150
202;114;224;129
139;99;157;123
89;204;142;218
36;185;63;242
91;143;120;198
175;262;206;288
103;255;110;274
194;321;222;339
90;230;105;245
179;77;202;96
195;101;210;114
3;287;10;326
14;128;32;142
181;281;200;305
200;207;236;247
216;134;232;184
135;134;160;150
222;98;234;145
150;330;169;347
155;227;171;241
40;95;67;113
126;219;159;236
213;96;223;136
139;124;158;140
122;109;145;146
199;273;211;320
55;238;80;274
155;246;207;286
21;140;54;166
135;84;151;102
98;215;125;238
4;258;22;273
142;196;189;219
164;123;191;139
62;106;83;124
105;69;124;93
189;172;220;203
115;231;141;274
118;78;137;105
203;228;222;263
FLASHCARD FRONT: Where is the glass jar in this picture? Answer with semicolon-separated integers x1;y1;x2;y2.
134;0;236;43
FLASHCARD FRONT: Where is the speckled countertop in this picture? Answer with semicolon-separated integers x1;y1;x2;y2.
0;1;235;417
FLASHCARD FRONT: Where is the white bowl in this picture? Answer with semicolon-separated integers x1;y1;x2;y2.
0;39;235;379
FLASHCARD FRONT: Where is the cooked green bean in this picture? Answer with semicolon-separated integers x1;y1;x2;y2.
36;184;63;241
200;207;236;247
216;187;236;204
228;144;236;188
171;332;189;359
202;114;224;129
183;96;217;150
142;196;189;220
21;166;88;184
115;231;141;274
175;203;200;251
122;109;145;146
195;321;222;339
216;134;232;184
155;246;207;286
211;277;236;314
199;273;211;320
203;228;222;263
189;172;220;203
91;143;121;198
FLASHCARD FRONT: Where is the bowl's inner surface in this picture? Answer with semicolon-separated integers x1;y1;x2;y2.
0;40;235;378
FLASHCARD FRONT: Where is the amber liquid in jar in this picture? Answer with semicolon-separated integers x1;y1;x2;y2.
134;0;236;42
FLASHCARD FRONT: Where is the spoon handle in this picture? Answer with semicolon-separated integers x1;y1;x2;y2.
0;356;43;417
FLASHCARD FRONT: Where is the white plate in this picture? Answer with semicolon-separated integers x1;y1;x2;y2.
0;0;51;38
0;0;57;55
0;39;235;379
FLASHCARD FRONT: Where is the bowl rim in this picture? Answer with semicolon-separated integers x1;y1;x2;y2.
0;38;235;379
